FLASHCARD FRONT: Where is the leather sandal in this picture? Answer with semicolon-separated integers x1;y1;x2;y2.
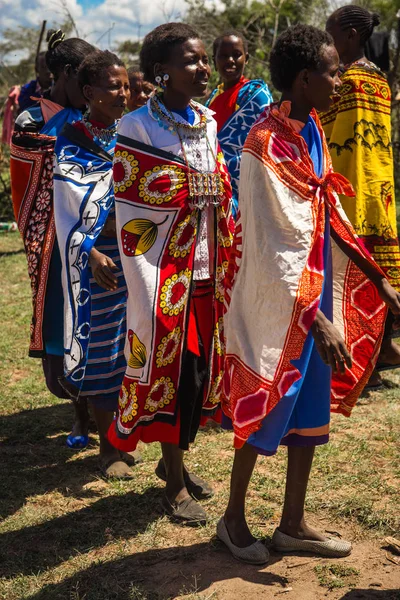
99;458;134;480
161;494;207;526
120;449;143;466
155;458;214;500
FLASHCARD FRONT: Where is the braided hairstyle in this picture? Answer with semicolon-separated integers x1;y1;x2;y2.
45;29;96;80
329;5;380;45
213;30;249;57
140;23;200;83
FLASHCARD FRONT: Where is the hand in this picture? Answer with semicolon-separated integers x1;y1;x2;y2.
311;309;352;374
89;248;118;291
375;277;400;316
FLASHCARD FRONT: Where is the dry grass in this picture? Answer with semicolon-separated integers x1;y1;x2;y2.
0;232;399;600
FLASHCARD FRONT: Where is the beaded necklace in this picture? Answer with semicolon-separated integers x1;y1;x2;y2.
150;95;224;207
150;94;207;139
82;116;119;149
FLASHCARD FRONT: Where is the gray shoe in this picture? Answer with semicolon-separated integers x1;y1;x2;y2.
161;494;207;527
272;528;352;557
216;517;269;565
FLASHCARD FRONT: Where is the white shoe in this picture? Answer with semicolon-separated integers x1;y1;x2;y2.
272;528;352;557
216;517;269;565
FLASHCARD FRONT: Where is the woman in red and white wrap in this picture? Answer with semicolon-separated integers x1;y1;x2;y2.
108;23;234;526
217;25;400;565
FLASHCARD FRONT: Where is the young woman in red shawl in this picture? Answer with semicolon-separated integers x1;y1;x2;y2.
206;31;273;218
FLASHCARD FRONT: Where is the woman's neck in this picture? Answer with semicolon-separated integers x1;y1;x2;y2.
342;48;366;67
87;108;115;127
279;92;311;123
162;90;191;111
222;74;243;90
50;80;67;107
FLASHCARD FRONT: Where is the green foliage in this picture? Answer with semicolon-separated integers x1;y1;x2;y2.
117;40;142;67
0;20;74;93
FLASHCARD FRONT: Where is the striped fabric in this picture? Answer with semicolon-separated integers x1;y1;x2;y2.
78;237;127;408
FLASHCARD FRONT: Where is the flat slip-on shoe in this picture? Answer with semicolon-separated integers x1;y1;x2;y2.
216;517;269;565
272;528;352;558
161;494;207;526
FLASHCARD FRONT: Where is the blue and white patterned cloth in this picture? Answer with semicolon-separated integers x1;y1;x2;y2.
53;123;127;408
207;79;273;218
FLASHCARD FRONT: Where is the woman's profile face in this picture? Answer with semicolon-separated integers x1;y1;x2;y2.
305;44;341;112
160;38;211;101
127;74;153;111
214;36;248;85
84;65;130;121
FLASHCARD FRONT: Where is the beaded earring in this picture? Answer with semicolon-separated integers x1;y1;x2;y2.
155;74;169;91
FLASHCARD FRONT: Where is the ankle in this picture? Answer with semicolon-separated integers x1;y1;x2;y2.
165;484;189;503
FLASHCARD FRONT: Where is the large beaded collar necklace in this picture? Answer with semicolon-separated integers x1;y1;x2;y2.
149;95;224;206
150;94;207;139
82;116;119;148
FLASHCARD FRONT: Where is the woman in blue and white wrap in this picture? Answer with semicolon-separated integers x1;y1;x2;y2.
54;50;135;478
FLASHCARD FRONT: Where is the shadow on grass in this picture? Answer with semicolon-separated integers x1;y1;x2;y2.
0;485;165;579
20;542;287;600
0;248;25;258
0;401;100;520
340;590;400;599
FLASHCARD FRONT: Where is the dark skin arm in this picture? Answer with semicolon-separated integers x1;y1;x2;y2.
311;228;400;374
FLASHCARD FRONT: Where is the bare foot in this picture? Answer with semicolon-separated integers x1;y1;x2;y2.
223;513;257;548
279;519;328;542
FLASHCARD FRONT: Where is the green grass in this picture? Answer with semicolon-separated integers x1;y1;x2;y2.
0;231;399;599
314;563;360;591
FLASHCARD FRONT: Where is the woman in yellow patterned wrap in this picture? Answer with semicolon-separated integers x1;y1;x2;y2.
322;5;400;386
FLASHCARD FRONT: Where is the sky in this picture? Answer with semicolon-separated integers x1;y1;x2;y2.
1;0;188;63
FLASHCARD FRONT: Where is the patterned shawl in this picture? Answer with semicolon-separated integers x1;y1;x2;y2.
109;135;233;449
320;62;400;290
223;105;387;448
53;123;118;394
10;107;81;356
207;79;273;218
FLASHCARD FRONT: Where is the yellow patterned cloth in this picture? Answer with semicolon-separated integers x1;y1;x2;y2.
321;62;400;289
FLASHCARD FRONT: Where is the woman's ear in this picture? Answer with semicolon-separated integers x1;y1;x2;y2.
245;52;249;64
82;84;93;102
299;68;309;88
154;62;163;80
348;27;358;41
64;64;73;79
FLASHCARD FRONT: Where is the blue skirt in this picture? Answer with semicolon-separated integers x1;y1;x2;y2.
223;216;333;455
